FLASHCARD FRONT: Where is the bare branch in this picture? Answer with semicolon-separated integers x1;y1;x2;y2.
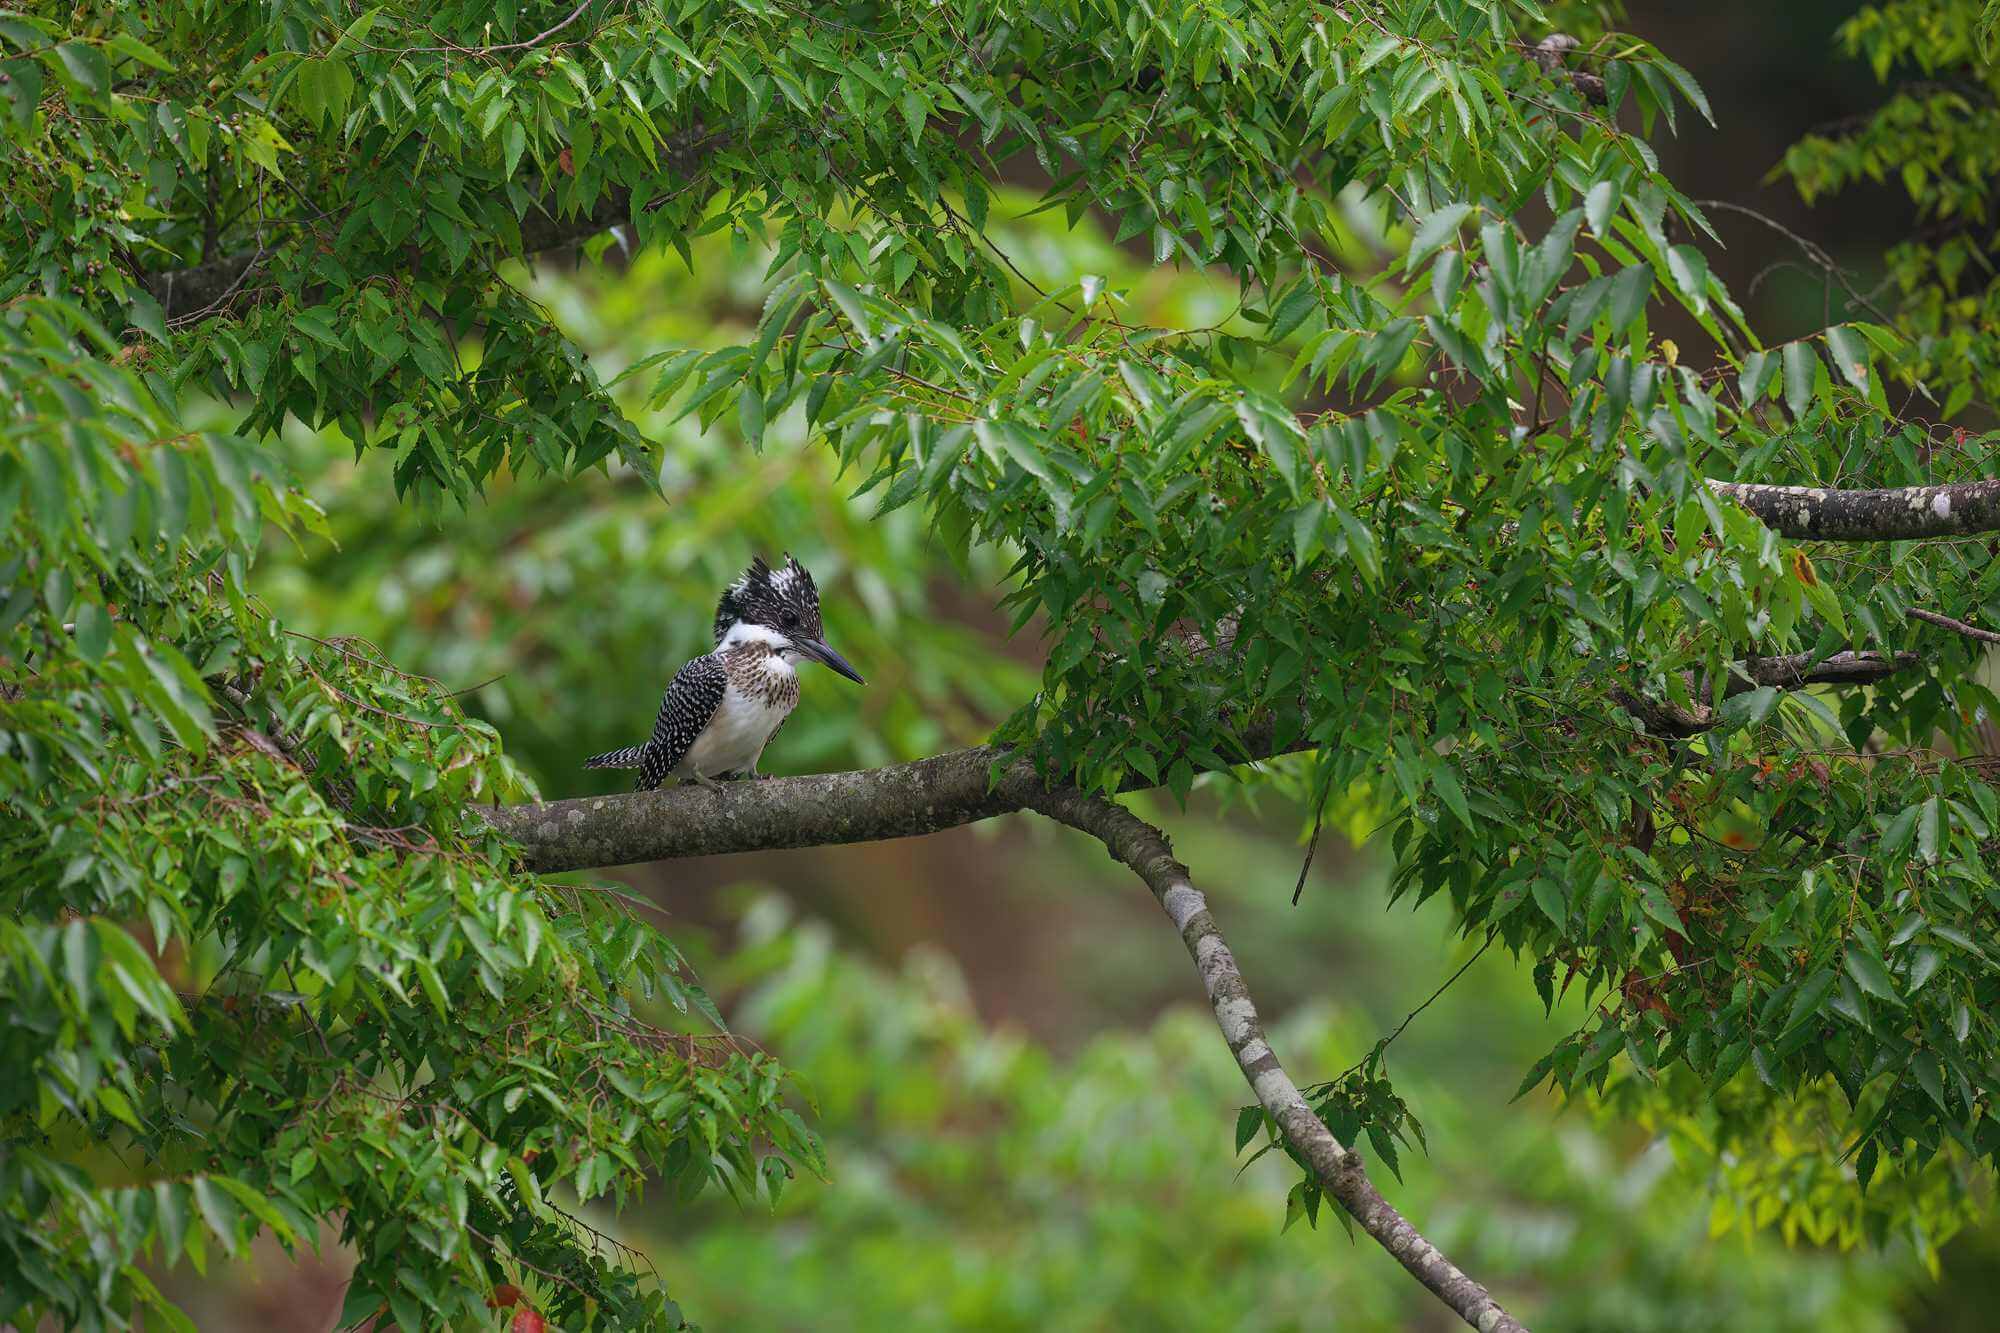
1015;782;1529;1333
1708;478;2000;541
485;745;1023;872
1617;650;1917;739
1907;607;2000;646
485;645;1925;869
1727;649;1918;691
483;704;1319;872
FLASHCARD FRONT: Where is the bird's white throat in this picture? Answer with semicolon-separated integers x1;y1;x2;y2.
719;619;802;670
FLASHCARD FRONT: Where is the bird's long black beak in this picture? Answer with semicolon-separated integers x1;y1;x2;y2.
796;637;865;684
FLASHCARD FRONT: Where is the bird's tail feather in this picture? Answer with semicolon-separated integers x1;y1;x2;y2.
584;744;649;770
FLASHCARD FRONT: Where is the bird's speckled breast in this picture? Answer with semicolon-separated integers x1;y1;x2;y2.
722;641;802;709
675;643;799;778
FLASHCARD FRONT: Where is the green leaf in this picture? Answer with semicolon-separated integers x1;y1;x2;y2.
1282;1181;1309;1232
1405;203;1473;273
1916;796;1942;864
190;1178;243;1252
52;42;110;97
1606;263;1652;331
1824;324;1872;392
1290;502;1324;567
824;280;872;340
1332;507;1381;587
1666;245;1708;315
1737;349;1777;404
1530;875;1568;927
1654;56;1715;125
1882;803;1919;857
1782;341;1816;420
1234;398;1301;497
1512;1052;1555;1102
1782;968;1837;1036
128;292;168;344
326;5;384;59
1639;885;1683;935
1235;1105;1264;1154
1428;758;1474;831
72;601;110;661
502;119;528;179
1844;947;1903;1007
1716;686;1778;730
1575;1023;1625;1078
107;32;174;71
1912;1048;1948;1112
1907;946;1943;994
738;380;766;450
1585;179;1620;237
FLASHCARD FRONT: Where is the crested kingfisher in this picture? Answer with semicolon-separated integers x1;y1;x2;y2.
584;555;865;789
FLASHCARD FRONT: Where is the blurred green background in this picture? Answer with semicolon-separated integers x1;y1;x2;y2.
150;3;2000;1327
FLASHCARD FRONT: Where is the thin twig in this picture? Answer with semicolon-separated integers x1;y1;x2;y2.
1320;936;1496;1090
1290;781;1330;907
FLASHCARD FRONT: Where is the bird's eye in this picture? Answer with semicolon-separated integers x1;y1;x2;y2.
780;610;800;629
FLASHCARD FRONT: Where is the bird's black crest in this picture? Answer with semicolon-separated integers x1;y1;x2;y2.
713;554;824;642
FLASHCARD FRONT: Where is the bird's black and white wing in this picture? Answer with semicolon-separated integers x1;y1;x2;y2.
640;654;729;788
583;654;728;790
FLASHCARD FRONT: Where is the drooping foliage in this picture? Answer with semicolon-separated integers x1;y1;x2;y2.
4;0;1999;1327
0;298;811;1329
1785;1;2000;416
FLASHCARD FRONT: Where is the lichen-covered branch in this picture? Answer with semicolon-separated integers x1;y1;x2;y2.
482;701;1319;872
1724;649;1919;689
1708;478;2000;541
483;744;1022;872
484;647;1922;868
1013;782;1529;1333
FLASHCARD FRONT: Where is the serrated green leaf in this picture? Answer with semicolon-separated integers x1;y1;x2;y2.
1406;203;1473;273
1782;341;1815;420
1844;947;1902;1007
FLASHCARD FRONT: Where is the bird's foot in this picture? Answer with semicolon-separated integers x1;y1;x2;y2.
683;772;722;791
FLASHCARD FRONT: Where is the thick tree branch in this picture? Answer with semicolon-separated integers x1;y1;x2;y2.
1723;649;1918;690
1014;782;1528;1333
1708;478;2000;541
487;744;1022;871
483;705;1320;871
1615;650;1917;739
485;647;1923;868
